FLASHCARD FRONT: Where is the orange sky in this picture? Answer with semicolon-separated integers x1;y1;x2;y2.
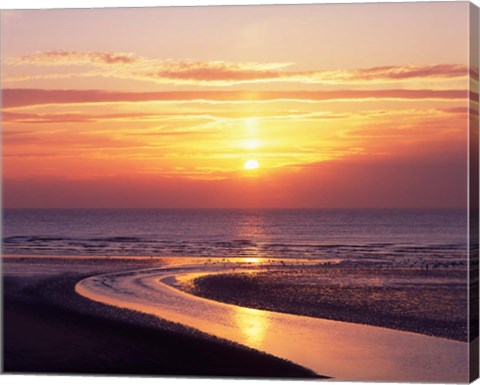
1;2;477;208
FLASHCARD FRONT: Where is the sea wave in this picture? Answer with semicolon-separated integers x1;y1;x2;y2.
2;234;467;268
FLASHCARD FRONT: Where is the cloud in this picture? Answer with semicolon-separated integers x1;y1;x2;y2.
323;64;467;82
7;50;142;66
437;106;470;114
144;60;291;83
2;88;469;109
142;63;469;86
1;106;467;126
4;50;469;86
2;110;158;124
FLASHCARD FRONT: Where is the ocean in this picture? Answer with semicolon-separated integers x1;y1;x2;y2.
2;208;468;267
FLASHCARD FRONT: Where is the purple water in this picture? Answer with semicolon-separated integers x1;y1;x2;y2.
3;208;467;267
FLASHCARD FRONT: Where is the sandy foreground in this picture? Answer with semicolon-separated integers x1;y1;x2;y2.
2;255;469;382
2;255;318;378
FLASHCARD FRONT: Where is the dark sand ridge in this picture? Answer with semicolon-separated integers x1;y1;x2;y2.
2;257;319;378
182;267;468;342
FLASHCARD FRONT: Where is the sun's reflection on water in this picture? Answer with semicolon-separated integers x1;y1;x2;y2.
234;306;270;346
242;257;261;264
234;211;269;259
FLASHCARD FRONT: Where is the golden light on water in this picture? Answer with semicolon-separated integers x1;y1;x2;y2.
234;306;269;345
244;159;259;170
243;257;261;264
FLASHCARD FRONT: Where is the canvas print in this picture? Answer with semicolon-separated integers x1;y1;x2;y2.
1;1;479;382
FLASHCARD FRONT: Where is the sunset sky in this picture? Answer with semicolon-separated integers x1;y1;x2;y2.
1;2;476;208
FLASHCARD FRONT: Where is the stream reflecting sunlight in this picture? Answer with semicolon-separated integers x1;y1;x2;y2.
76;264;468;382
235;306;270;345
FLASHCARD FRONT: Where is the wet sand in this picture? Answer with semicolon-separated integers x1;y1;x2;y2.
2;257;317;378
184;267;468;341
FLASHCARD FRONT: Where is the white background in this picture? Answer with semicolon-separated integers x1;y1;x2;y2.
1;1;479;385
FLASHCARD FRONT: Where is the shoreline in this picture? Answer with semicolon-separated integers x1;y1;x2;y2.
2;256;319;378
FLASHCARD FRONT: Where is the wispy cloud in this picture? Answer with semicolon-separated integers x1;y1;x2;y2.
4;50;469;86
2;106;467;125
2;111;160;124
2;88;469;109
7;50;143;66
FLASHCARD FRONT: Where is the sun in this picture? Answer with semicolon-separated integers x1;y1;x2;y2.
244;159;259;170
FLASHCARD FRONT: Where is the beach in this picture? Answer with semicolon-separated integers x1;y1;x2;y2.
2;255;469;382
2;256;318;378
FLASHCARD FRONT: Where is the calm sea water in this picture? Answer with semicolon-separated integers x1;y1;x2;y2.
2;209;468;267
